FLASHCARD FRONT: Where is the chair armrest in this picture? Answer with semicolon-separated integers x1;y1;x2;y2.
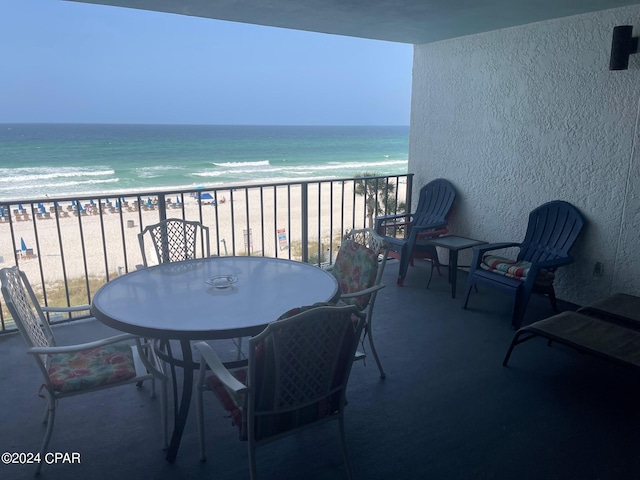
41;304;91;314
532;255;574;270
193;341;247;394
375;213;412;223
340;283;385;300
415;227;449;240
28;333;139;355
411;223;448;233
375;213;414;232
471;242;520;256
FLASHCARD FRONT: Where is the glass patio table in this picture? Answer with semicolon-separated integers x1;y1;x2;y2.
91;256;339;462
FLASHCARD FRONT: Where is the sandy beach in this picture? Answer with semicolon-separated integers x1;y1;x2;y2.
1;180;406;287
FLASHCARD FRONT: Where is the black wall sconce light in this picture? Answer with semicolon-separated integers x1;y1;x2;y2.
609;25;638;70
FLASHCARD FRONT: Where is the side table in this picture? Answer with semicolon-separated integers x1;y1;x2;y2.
420;235;486;298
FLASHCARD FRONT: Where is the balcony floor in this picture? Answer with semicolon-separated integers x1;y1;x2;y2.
3;259;640;480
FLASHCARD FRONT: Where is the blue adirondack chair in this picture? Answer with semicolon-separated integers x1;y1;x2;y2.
375;178;456;285
462;200;585;329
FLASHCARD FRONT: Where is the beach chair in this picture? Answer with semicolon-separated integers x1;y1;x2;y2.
503;311;640;372
194;303;365;480
504;292;640;368
463;200;585;329
375;179;456;286
0;266;168;474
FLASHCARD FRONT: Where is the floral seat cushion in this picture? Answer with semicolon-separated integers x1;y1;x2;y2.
480;254;555;286
331;240;379;310
47;343;137;393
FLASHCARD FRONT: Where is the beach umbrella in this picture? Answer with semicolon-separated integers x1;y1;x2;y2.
200;193;213;200
176;196;181;204
90;199;95;205
20;237;27;251
18;204;24;211
147;198;152;206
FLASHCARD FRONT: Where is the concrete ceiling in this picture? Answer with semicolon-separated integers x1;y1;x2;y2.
67;0;639;44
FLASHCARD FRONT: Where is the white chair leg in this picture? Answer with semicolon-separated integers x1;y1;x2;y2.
150;377;157;399
233;337;244;361
366;323;386;379
248;441;258;480
36;398;56;475
195;384;206;461
160;378;168;450
339;417;353;480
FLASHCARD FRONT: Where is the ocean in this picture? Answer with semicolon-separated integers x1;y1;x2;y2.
0;124;408;201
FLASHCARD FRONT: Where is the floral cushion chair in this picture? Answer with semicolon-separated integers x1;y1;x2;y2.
194;304;366;480
329;228;390;378
0;266;167;474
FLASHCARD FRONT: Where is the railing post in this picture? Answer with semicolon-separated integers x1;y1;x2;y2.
158;193;167;221
301;182;309;262
405;174;414;216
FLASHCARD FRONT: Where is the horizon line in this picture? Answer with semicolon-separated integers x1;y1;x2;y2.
0;122;410;128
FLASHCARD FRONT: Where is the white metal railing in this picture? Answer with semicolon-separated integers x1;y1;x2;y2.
0;174;413;332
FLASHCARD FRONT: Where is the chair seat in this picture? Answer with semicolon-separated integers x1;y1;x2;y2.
480;254;555;286
48;344;137;393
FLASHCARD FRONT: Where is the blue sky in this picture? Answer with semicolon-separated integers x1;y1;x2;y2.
1;0;413;126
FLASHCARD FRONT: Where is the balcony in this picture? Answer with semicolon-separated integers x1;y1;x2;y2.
2;260;639;480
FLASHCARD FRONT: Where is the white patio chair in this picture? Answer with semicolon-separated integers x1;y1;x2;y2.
194;303;365;480
138;217;210;267
328;228;390;378
0;266;168;474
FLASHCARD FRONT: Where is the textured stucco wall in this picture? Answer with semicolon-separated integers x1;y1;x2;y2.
410;5;640;306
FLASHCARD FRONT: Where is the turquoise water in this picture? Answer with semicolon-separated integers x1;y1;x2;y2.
0;124;408;201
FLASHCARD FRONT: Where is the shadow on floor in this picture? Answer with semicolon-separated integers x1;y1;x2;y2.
2;259;640;480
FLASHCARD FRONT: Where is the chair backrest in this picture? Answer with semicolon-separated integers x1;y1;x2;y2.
138;218;210;267
0;267;55;373
411;178;456;229
518;200;585;264
245;304;365;443
332;228;389;310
